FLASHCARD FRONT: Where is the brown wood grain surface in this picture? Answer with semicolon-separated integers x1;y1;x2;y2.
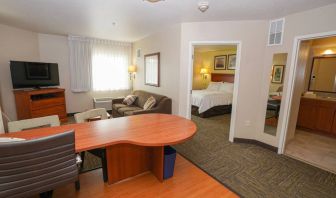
1;114;197;152
211;73;235;83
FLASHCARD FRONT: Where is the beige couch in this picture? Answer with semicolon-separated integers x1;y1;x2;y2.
112;90;172;117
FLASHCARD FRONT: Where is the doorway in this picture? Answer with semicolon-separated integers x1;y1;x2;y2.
279;33;336;173
186;41;242;142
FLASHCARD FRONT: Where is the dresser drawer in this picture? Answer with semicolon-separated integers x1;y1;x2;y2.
31;97;65;110
31;105;66;118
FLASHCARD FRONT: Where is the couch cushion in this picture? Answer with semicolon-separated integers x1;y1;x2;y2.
143;96;156;110
132;90;166;108
112;103;127;110
123;95;137;105
117;106;143;115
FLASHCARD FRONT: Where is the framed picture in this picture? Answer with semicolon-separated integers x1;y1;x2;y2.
227;54;236;70
271;65;285;83
144;52;160;87
214;55;227;70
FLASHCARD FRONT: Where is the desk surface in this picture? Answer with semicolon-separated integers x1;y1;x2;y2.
1;114;197;152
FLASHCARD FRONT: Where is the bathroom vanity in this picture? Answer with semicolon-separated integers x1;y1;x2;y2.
297;96;336;136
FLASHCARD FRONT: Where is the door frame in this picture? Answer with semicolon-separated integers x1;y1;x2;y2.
278;30;336;154
187;41;242;142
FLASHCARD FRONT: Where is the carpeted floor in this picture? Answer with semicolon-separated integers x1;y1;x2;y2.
174;114;336;198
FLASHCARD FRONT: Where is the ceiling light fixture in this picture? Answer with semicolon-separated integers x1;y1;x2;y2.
198;1;209;13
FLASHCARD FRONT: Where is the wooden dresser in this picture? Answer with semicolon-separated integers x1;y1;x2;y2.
297;97;336;136
14;88;67;122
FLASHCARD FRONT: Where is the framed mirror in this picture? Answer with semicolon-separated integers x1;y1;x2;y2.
144;52;160;87
264;53;288;136
309;56;336;93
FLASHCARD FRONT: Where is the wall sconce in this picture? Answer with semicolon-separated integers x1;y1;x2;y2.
200;68;208;80
322;49;334;56
128;65;137;80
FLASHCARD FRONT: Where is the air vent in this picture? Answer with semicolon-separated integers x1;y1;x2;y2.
268;18;285;46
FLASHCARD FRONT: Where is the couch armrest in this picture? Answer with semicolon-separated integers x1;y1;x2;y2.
112;97;124;104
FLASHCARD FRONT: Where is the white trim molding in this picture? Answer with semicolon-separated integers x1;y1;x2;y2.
0;105;5;134
187;40;242;143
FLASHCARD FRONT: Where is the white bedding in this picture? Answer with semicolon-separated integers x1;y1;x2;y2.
192;90;233;114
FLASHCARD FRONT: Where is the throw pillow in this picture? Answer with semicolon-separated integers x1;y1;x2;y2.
143;96;156;110
123;95;137;105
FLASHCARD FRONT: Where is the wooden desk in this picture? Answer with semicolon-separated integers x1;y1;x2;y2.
0;114;196;184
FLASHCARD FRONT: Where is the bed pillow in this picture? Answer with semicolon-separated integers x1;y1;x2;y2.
143;96;156;110
123;95;137;105
219;82;234;93
206;82;222;91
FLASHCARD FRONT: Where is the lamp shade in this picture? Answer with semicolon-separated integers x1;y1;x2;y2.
200;68;208;74
128;65;137;73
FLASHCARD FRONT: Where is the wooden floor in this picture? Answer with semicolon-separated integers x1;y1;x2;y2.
51;154;238;198
285;129;336;174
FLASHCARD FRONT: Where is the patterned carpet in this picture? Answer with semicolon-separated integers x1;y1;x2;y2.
174;115;336;198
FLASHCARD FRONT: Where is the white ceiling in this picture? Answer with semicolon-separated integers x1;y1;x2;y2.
0;0;335;42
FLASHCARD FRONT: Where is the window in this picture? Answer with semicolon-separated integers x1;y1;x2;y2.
268;18;285;46
68;36;131;92
91;42;131;91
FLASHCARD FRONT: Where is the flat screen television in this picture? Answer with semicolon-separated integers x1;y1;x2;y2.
10;61;60;89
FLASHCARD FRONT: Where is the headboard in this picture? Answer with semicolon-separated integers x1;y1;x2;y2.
211;73;235;83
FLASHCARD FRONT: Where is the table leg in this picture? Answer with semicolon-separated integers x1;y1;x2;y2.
105;144;164;184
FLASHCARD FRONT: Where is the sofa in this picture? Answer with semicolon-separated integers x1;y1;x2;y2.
112;90;172;117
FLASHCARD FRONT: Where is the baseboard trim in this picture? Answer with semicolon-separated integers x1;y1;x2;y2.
233;138;278;152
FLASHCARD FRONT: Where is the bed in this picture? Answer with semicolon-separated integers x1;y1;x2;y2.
191;73;235;118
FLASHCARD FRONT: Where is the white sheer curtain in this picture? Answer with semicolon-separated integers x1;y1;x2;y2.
91;39;131;91
68;36;92;92
68;36;131;92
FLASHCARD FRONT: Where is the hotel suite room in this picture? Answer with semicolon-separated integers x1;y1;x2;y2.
0;1;336;198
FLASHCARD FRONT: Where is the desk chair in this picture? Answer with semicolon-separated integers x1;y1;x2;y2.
0;131;80;198
74;108;108;182
8;115;60;132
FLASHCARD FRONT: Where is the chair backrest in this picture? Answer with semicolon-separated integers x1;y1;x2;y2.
74;108;108;123
7;115;60;133
0;131;78;198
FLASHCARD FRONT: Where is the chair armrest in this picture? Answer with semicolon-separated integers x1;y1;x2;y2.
112;98;124;104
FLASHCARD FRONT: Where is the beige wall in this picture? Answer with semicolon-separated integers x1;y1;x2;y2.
132;24;181;115
178;4;336;147
0;30;131;121
38;33;131;114
0;24;40;120
179;20;268;141
262;4;336;146
193;48;236;90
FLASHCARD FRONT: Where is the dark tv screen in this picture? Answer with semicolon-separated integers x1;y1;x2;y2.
10;61;60;89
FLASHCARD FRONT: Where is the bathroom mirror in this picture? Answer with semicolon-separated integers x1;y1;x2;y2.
309;56;336;93
264;53;288;136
